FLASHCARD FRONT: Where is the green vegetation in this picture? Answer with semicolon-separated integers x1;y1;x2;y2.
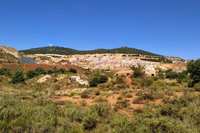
0;53;20;63
0;59;200;132
35;67;47;75
89;71;108;87
187;59;200;87
141;56;172;63
26;70;38;79
131;65;144;78
11;71;25;84
69;68;77;73
20;46;161;56
0;68;11;76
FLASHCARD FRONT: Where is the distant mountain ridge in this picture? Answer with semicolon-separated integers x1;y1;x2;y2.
20;46;162;56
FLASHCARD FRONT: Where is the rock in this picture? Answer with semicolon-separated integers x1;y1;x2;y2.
37;75;51;83
70;76;89;85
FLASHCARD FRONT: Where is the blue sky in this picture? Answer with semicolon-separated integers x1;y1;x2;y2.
0;0;199;59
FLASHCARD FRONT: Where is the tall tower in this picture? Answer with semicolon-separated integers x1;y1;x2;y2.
99;58;101;73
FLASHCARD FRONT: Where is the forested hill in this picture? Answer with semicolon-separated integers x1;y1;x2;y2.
20;46;161;56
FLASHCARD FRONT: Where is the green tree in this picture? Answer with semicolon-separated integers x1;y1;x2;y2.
166;71;178;79
0;68;11;76
187;59;200;87
11;71;25;84
131;65;144;78
35;67;46;75
89;71;108;87
99;75;108;83
70;68;77;73
59;68;66;73
47;69;53;74
26;70;38;79
89;77;99;87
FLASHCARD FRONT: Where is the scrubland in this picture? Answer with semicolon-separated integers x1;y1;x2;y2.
0;61;200;132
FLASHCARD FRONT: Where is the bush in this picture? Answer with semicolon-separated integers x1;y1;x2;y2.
11;71;25;84
69;91;76;97
166;71;178;79
90;103;111;117
125;93;133;98
99;75;108;83
194;83;200;91
89;75;108;87
26;70;38;79
81;92;90;99
70;68;77;73
94;96;108;103
59;68;66;74
187;59;200;86
89;77;99;87
47;69;53;74
133;96;144;104
131;65;144;78
114;100;130;110
0;68;11;76
35;67;46;75
82;109;98;129
141;78;154;87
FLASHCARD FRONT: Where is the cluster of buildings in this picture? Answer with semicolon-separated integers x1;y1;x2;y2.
113;66;157;77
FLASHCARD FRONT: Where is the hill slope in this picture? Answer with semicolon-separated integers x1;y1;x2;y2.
20;46;161;56
0;46;20;63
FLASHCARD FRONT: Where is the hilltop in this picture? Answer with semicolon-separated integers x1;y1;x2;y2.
0;46;20;63
20;46;161;56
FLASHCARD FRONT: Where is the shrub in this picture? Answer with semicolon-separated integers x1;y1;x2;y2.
79;100;87;107
35;67;46;75
125;93;133;98
69;91;76;97
159;104;180;117
70;68;77;73
47;69;53;74
131;65;144;78
194;82;200;91
81;92;90;99
0;68;11;76
115;76;125;84
82;109;98;129
141;78;154;87
99;75;108;83
89;74;108;87
11;71;25;84
117;96;123;100
187;59;200;86
114;100;130;110
54;85;61;90
166;71;178;79
89;77;98;87
94;96;108;103
59;68;66;73
90;103;111;117
26;70;38;79
95;90;101;95
133;96;144;104
109;114;134;132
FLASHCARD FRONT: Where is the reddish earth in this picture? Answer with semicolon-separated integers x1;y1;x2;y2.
0;63;81;73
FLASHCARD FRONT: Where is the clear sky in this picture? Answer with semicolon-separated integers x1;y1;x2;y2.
0;0;199;59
